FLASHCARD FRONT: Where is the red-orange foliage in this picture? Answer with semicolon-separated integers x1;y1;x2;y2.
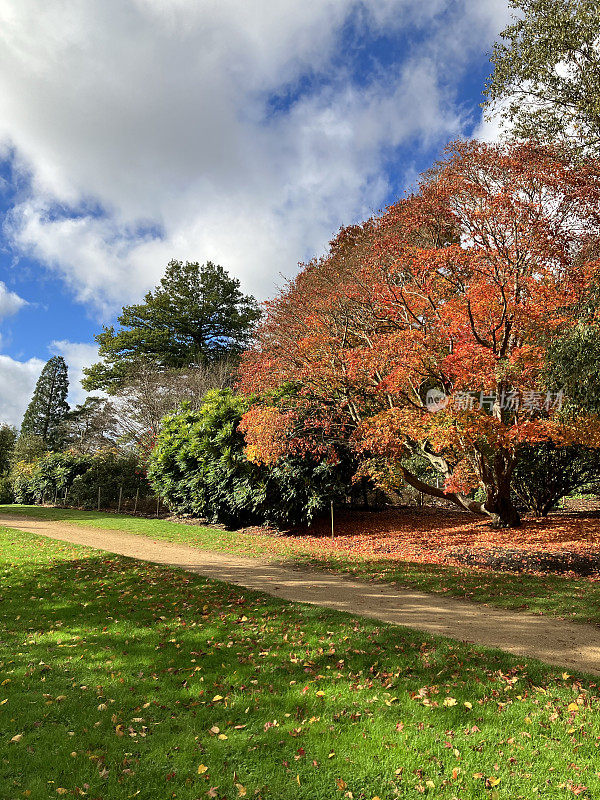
239;141;600;527
247;507;600;578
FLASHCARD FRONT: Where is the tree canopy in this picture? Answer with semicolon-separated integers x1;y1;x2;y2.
82;260;261;393
238;140;600;528
485;0;600;153
20;356;69;451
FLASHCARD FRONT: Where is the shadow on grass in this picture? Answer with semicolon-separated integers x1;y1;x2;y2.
4;504;600;628
4;531;600;799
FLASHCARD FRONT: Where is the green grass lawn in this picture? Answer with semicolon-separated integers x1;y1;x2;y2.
3;504;600;626
0;504;299;558
1;525;600;799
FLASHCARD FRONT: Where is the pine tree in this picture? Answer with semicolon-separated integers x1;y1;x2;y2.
82;260;261;393
20;356;70;450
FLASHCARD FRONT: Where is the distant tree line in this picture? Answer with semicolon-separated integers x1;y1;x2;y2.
4;261;264;515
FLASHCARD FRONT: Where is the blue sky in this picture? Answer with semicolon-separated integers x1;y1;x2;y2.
0;0;509;426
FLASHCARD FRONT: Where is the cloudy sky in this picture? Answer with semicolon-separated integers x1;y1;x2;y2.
0;0;510;427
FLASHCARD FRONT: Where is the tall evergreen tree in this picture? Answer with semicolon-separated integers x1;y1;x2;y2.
20;356;69;450
0;424;17;474
82;260;261;393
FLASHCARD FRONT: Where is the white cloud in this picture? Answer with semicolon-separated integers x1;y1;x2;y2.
472;112;504;143
0;281;27;320
0;354;43;427
0;0;510;315
472;96;515;143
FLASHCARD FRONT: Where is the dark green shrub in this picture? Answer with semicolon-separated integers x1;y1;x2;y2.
512;443;600;516
11;460;40;504
148;389;354;527
9;448;151;509
0;475;14;504
9;450;90;503
69;450;151;509
28;450;92;501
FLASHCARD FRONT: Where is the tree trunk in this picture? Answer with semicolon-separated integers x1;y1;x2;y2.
399;459;522;528
484;491;521;528
541;498;558;517
479;450;521;527
361;477;370;510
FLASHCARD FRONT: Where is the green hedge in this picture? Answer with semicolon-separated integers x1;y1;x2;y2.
30;450;91;502
148;389;354;528
10;449;151;509
69;451;150;509
10;460;39;504
0;475;14;504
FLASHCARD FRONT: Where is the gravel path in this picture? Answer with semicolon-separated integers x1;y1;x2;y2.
3;512;600;675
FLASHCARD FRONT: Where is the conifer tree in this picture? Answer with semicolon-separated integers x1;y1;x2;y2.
83;260;261;393
20;356;69;450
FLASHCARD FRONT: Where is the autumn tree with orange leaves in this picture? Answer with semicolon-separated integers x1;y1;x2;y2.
238;141;600;528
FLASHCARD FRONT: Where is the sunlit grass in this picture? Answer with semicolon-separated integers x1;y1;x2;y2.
3;504;600;625
1;526;600;799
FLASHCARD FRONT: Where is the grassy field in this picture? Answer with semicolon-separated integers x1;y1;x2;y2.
1;525;600;799
2;504;600;625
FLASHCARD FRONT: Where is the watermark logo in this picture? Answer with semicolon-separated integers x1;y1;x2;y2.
425;388;450;412
425;389;564;413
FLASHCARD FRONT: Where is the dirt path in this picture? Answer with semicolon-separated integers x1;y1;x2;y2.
3;512;600;675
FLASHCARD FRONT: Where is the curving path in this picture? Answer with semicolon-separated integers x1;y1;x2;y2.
2;512;600;676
